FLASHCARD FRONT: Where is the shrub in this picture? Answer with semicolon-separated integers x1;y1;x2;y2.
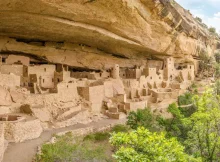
195;17;202;23
94;132;110;141
37;133;77;162
209;27;216;33
214;63;220;78
126;108;153;130
84;132;110;142
214;52;220;63
111;124;129;133
178;92;194;106
198;50;214;74
213;79;220;95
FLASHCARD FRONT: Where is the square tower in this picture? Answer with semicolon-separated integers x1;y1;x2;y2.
163;57;175;81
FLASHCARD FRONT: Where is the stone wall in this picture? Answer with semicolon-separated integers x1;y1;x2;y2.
0;65;25;76
0;74;20;88
6;55;30;66
28;65;56;89
0;124;5;162
3;118;43;143
56;81;79;101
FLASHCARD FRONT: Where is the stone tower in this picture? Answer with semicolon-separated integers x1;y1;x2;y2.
163;57;175;81
112;64;120;79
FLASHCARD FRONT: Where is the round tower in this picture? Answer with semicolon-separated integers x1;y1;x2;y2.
112;64;120;79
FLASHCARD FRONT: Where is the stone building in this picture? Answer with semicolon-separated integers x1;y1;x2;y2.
28;65;56;89
111;64;120;79
0;64;28;87
78;85;104;112
125;68;142;79
163;57;175;81
0;54;198;119
5;55;30;66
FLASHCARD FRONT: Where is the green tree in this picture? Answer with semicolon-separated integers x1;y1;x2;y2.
209;27;216;34
199;51;214;77
195;17;202;23
178;92;194;106
110;127;200;162
158;103;193;142
185;89;220;161
126;108;157;130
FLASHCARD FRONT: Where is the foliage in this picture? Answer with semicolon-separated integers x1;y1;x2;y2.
185;89;220;161
199;50;213;72
84;125;129;142
178;92;194;106
84;132;110;142
214;63;220;78
178;92;197;117
111;124;129;133
195;17;202;23
36;132;76;162
110;127;200;162
37;132;110;162
190;83;199;94
191;82;197;89
158;103;192;142
209;27;216;34
126;108;159;131
198;51;215;77
213;79;220;95
214;52;220;63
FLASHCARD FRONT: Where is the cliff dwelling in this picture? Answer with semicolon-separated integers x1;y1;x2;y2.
0;54;196;120
0;0;219;161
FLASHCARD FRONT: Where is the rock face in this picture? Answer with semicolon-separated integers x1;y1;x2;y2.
0;0;219;69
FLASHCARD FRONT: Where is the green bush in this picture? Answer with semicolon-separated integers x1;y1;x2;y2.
126;108;153;130
209;27;216;33
111;124;129;133
198;50;214;74
84;132;110;142
214;79;220;95
195;17;202;23
126;108;160;131
178;92;194;106
94;132;110;141
214;52;220;63
214;63;220;78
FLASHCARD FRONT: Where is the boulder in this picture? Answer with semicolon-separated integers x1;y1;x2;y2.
20;104;32;114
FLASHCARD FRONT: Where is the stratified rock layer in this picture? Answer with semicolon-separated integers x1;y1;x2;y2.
0;0;219;69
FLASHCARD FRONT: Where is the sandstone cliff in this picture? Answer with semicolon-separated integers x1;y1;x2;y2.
0;0;219;70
